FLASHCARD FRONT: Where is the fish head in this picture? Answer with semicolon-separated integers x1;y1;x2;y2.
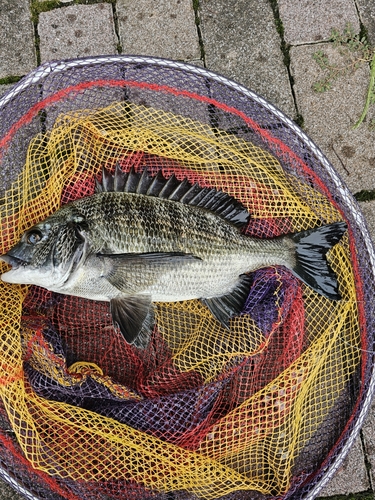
0;208;88;290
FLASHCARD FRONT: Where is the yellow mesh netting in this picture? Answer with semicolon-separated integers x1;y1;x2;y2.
0;102;360;498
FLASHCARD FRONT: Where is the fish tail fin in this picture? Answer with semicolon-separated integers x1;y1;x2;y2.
290;221;347;300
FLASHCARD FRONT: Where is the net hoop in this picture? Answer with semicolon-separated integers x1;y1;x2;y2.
0;55;374;500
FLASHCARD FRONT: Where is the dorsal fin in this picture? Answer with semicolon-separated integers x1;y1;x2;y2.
96;163;250;228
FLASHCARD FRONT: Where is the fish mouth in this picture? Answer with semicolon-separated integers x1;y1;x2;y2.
0;254;27;270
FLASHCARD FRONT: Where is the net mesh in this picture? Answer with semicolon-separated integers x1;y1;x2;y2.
0;57;373;500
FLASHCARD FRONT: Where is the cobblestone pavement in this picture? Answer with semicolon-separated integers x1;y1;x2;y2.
0;0;375;498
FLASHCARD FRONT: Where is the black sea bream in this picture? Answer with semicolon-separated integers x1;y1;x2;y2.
0;166;347;348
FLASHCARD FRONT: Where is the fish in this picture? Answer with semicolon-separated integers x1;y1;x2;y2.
0;165;347;349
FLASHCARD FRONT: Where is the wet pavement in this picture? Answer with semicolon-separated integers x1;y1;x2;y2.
0;0;375;498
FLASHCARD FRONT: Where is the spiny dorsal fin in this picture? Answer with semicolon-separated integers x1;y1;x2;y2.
96;163;250;228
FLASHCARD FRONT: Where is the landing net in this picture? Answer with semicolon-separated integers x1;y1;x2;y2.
0;56;373;500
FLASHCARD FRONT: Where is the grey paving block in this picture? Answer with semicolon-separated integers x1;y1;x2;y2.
289;43;375;195
0;480;25;500
279;0;360;45
0;0;37;79
199;0;296;119
359;200;375;240
319;435;369;496
38;3;118;63
117;0;200;62
361;373;375;490
0;84;14;98
356;0;375;46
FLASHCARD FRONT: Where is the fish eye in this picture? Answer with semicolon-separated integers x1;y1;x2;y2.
26;229;43;245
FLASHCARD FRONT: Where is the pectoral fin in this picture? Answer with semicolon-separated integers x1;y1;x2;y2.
100;252;201;294
110;294;153;349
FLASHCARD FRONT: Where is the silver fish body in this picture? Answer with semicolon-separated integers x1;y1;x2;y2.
0;167;347;348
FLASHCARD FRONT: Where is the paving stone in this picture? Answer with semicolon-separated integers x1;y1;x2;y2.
199;0;296;119
289;43;375;195
0;480;24;500
319;435;369;496
360;393;375;491
279;0;360;45
359;199;375;240
0;0;37;79
356;0;375;46
38;3;118;62
0;84;14;98
117;0;200;62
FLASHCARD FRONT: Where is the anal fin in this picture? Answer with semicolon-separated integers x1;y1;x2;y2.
110;294;153;349
201;274;252;328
